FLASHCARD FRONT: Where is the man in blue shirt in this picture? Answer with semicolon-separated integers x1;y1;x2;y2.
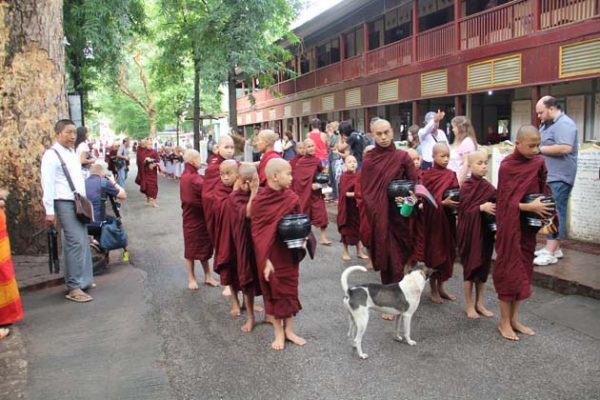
85;164;127;238
534;96;578;266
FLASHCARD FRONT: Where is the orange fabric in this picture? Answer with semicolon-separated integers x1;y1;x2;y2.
0;209;23;325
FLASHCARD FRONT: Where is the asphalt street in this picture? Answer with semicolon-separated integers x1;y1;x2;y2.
16;172;600;400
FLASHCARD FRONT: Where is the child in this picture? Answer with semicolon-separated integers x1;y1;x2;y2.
292;138;331;245
289;141;305;170
213;160;239;303
406;148;425;264
256;129;282;186
457;151;496;319
249;158;306;351
337;155;368;260
493;125;554;341
227;163;263;332
422;143;459;304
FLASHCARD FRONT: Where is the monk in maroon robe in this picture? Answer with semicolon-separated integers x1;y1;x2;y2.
225;163;263;332
337;155;368;260
457;151;496;319
250;158;306;351
289;141;305;170
360;120;417;295
179;149;218;289
406;149;425;264
201;135;235;247
422;143;459;304
135;139;148;196
143;146;161;208
494;126;553;341
256;129;283;186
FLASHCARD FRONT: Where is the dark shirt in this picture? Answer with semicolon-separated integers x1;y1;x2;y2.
85;175;120;224
283;140;296;160
345;132;365;164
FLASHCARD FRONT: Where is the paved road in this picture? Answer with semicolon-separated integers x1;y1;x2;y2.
17;173;600;400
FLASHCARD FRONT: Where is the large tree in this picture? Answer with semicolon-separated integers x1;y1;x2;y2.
0;0;68;253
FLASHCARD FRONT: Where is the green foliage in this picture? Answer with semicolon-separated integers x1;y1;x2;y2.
88;88;150;140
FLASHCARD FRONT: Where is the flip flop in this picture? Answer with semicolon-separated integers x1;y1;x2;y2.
65;293;93;303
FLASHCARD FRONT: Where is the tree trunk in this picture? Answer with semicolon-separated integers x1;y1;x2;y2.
227;69;237;133
0;0;68;254
193;58;201;152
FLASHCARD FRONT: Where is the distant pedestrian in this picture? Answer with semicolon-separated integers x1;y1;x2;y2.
448;116;478;185
406;124;422;154
75;126;96;179
207;135;216;162
0;188;23;339
307;118;328;164
326;122;341;200
115;138;130;187
534;96;578;266
338;121;365;169
41;119;94;303
282;131;296;161
418;110;448;170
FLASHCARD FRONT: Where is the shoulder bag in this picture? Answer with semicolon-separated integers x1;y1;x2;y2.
52;148;94;224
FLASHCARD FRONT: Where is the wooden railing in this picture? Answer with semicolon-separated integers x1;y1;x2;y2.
315;63;342;87
276;78;296;96
365;37;412;74
341;55;362;80
416;22;455;62
541;0;598;29
295;71;316;92
459;0;533;50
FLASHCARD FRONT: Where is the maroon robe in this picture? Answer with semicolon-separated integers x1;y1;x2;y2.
457;176;496;282
337;171;360;245
212;182;237;288
135;147;147;194
201;154;226;245
354;171;370;248
143;149;159;199
251;187;303;319
180;163;213;261
289;154;302;170
411;169;425;263
422;165;459;282
292;155;328;229
360;146;418;284
493;151;549;301
227;190;261;296
258;150;283;186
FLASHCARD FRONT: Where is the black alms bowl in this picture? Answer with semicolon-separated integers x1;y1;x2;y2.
481;212;497;232
443;188;460;202
521;193;555;227
387;180;415;199
314;173;330;184
278;214;311;248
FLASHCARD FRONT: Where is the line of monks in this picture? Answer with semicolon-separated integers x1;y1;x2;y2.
173;118;553;351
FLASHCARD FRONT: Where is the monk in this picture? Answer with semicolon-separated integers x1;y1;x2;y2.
135;139;148;199
256;129;283;186
406;149;425;263
143;142;161;208
179;149;218;289
227;163;263;332
356;145;375;270
337;155;368;260
494;125;554;341
213;160;239;304
292;138;331;245
457;151;496;319
250;158;306;351
422;143;459;304
289;141;305;170
360;119;417;304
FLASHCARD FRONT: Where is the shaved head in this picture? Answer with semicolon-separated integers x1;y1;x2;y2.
238;162;257;180
259;129;279;145
219;159;238;173
406;148;419;159
516;124;540;141
371;118;391;130
265;158;290;179
218;135;234;146
432;142;450;156
467;150;488;165
183;149;201;163
303;138;315;146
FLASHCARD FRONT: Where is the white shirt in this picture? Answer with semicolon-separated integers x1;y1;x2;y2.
418;120;448;163
41;143;86;216
274;139;283;154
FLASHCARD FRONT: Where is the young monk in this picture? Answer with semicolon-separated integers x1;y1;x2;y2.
337;155;368;260
457;151;496;319
250;158;306;351
224;163;264;332
406;149;425;264
355;145;375;270
135;139;148;199
361;120;417;294
256;129;283;186
494;125;554;341
422;143;459;304
289;141;305;170
143;142;162;208
292;138;331;245
180;149;218;289
213;160;239;305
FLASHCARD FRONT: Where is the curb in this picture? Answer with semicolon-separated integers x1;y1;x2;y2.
532;270;600;299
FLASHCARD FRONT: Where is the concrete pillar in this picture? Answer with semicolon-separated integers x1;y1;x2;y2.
412;101;420;125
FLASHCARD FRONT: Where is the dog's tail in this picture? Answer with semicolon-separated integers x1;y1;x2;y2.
341;265;368;294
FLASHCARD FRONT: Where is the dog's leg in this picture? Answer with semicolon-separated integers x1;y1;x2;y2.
403;313;416;345
344;300;357;340
353;307;369;359
394;315;403;342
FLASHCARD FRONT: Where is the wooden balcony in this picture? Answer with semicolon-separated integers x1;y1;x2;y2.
238;0;600;112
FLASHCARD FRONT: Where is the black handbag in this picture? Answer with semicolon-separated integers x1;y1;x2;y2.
52;149;94;224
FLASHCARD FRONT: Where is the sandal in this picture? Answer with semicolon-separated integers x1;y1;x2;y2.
65;293;93;303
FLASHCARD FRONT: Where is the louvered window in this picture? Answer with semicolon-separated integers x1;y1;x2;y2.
245;114;252;125
255;111;263;123
560;38;600;79
322;95;334;111
302;100;311;114
345;88;361;108
284;105;292;118
269;109;276;121
421;69;448;96
378;79;399;103
468;54;521;90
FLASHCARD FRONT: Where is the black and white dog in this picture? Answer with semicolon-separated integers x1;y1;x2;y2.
341;263;434;359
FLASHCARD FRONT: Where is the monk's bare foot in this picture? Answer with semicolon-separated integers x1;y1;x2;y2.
342;254;352;261
222;286;232;296
381;313;394;321
439;290;457;301
320;241;332;246
476;305;495;317
431;292;443;304
230;307;241;317
358;253;369;260
466;307;480;319
498;324;519;341
204;277;219;287
252;304;264;313
0;328;9;340
272;330;285;351
511;321;535;336
241;318;255;333
151;200;159;208
188;280;199;290
285;331;306;346
263;315;275;325
366;262;374;270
